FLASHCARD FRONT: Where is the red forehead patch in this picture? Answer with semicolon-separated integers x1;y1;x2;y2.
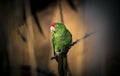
50;22;56;27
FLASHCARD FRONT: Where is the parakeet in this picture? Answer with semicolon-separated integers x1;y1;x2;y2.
50;22;72;76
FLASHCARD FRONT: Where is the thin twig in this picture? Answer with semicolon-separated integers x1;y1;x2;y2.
51;32;95;60
58;0;64;23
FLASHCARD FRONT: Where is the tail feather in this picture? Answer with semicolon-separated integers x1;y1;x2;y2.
66;58;72;76
58;56;67;76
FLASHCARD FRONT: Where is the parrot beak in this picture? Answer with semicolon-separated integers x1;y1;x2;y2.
50;26;55;33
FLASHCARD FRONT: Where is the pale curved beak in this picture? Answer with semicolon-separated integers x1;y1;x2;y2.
50;26;55;32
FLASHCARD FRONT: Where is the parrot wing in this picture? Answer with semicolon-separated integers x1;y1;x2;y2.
52;35;56;55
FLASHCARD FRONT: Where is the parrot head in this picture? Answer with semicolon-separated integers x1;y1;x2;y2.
50;22;56;33
50;22;66;33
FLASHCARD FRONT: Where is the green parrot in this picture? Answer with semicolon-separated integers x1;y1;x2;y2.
50;22;72;76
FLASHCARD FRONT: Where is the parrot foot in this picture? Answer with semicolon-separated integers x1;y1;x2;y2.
51;52;62;60
56;52;61;56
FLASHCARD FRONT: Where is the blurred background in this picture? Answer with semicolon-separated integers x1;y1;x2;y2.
0;0;119;76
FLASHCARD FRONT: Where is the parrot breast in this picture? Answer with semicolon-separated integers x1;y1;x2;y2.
52;22;72;55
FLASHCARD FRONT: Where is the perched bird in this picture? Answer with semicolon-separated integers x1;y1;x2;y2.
50;22;72;76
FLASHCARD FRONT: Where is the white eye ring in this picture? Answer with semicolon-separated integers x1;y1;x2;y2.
50;26;55;32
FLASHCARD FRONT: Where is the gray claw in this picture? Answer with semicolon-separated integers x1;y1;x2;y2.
56;52;61;56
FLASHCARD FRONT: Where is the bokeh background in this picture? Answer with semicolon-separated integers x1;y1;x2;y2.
0;0;119;76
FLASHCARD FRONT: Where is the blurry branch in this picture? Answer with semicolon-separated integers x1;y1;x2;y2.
17;28;26;42
31;12;45;37
51;32;95;60
67;0;77;11
37;67;57;76
24;0;37;76
30;0;45;37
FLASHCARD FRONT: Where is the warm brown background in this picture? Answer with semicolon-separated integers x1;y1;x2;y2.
0;0;119;76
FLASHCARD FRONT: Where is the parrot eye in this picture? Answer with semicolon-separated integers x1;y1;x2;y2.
56;24;58;27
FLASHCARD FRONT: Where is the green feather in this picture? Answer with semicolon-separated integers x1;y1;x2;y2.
51;22;72;76
52;22;72;54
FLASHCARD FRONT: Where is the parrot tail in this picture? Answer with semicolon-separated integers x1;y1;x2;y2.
57;56;67;76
